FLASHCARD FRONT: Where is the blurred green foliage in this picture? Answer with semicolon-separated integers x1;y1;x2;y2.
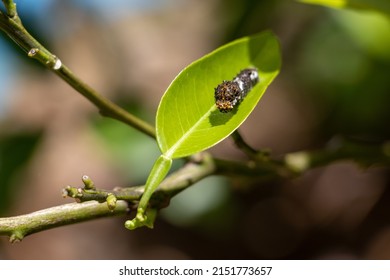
298;0;390;15
161;176;237;234
0;132;41;214
295;9;390;140
91;100;160;183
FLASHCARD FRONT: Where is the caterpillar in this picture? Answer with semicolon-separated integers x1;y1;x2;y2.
214;68;259;113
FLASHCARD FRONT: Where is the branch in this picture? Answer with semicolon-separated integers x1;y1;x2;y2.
64;153;217;208
0;5;155;138
0;153;216;242
284;137;390;173
230;132;390;175
231;131;256;157
56;65;155;137
2;0;17;18
0;138;388;241
0;201;129;243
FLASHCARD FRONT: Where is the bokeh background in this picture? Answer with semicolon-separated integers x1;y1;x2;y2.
0;0;389;259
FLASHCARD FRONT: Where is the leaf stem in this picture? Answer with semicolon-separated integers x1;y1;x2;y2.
125;154;173;230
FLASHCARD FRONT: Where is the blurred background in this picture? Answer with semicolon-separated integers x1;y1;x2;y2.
0;0;389;259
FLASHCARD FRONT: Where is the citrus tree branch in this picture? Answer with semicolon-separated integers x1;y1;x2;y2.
283;137;390;173
230;132;390;175
0;138;388;242
2;0;16;18
0;5;155;138
0;153;216;242
0;201;129;243
56;65;155;138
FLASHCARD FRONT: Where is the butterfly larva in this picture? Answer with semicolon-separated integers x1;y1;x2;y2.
214;68;259;113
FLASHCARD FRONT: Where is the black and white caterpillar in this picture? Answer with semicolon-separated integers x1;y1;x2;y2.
214;68;259;113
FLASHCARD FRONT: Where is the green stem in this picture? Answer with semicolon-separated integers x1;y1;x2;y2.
0;201;129;242
231;130;270;161
57;65;155;138
125;154;172;230
284;138;390;172
2;0;17;18
65;154;216;206
1;154;216;241
0;9;155;138
231;130;258;157
1;137;387;239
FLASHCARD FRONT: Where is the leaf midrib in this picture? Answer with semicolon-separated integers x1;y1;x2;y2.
164;104;215;158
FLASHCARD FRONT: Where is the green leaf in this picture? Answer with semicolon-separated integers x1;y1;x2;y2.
297;0;390;15
156;31;281;159
125;31;281;230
